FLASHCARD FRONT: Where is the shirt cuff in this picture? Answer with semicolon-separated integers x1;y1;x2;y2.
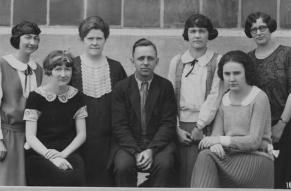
197;120;205;130
220;136;231;146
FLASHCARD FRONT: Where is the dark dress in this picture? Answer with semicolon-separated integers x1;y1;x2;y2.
24;86;87;186
71;56;127;186
248;45;291;188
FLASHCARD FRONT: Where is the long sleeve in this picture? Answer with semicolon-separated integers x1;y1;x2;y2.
0;66;3;139
210;106;224;136
167;54;180;90
112;83;141;155
228;92;272;151
197;55;225;128
147;81;177;152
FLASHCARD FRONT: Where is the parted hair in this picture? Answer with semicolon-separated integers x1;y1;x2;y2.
43;50;74;76
244;12;277;38
132;38;158;57
217;50;257;86
183;13;218;41
10;20;41;49
78;16;109;40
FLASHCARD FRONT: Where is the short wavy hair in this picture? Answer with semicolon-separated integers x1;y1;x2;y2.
183;13;218;41
43;50;74;76
132;38;157;57
244;12;277;38
78;16;109;40
10;20;41;49
217;50;257;86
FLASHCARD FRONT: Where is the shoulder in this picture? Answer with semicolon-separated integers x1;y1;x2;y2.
72;56;81;66
169;54;182;69
114;75;132;89
154;74;173;88
253;87;269;104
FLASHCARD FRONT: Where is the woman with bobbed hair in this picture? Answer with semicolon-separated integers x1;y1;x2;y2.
70;16;127;186
245;12;291;189
0;21;43;185
191;50;274;188
168;13;224;187
24;50;87;186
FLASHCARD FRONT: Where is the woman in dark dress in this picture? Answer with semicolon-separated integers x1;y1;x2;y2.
244;12;291;189
24;50;87;186
71;16;127;186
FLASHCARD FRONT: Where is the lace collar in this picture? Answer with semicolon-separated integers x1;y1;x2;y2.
3;54;37;71
35;85;78;103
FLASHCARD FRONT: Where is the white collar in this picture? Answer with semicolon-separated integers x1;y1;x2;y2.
134;74;153;90
222;86;261;106
181;49;214;67
3;54;37;71
35;85;78;103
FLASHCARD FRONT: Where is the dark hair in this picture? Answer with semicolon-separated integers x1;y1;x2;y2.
244;12;277;38
217;50;257;85
10;20;41;49
78;16;109;40
43;50;74;76
183;13;218;41
132;38;158;57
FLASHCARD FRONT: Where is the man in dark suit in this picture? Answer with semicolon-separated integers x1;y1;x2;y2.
111;38;177;187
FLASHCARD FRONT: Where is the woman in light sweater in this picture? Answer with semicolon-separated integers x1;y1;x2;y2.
191;50;274;188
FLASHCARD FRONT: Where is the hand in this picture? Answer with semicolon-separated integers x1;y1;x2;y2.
191;127;204;142
210;144;225;159
272;120;286;143
177;127;192;145
0;140;7;161
45;149;62;160
136;149;153;171
198;136;220;149
50;157;73;170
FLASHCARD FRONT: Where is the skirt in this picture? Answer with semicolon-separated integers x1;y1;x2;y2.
0;123;26;185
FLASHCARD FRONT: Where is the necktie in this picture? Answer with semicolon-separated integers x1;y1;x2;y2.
140;81;148;136
185;59;198;77
24;65;33;97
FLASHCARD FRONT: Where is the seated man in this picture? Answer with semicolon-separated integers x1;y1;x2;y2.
111;38;177;187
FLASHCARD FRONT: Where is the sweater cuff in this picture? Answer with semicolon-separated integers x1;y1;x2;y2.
220;136;231;146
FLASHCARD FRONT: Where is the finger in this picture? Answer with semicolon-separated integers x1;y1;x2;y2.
140;158;150;169
143;160;152;171
65;161;73;170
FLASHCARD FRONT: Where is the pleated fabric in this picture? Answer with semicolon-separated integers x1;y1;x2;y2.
191;149;274;188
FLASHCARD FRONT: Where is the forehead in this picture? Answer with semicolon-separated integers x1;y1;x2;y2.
223;61;244;71
21;33;39;37
133;46;157;58
188;26;207;30
251;18;266;27
85;29;104;38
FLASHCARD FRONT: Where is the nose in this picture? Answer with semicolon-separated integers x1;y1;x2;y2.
230;74;235;81
143;58;150;65
29;38;37;45
91;38;98;45
60;70;66;77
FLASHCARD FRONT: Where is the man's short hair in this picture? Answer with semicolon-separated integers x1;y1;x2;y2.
132;38;158;57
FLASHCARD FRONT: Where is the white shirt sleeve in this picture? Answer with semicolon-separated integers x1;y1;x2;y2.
0;66;3;139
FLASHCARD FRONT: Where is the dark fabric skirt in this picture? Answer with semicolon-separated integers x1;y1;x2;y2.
178;121;199;187
191;149;274;188
25;151;85;186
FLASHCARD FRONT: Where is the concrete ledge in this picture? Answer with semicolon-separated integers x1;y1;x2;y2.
0;187;282;191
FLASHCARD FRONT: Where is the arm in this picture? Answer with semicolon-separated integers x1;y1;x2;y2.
147;82;177;153
112;83;141;155
61;117;86;158
221;92;271;151
197;56;226;129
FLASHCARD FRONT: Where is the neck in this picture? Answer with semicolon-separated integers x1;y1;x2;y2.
45;83;69;95
230;85;252;101
189;46;207;59
135;73;153;82
84;52;103;62
15;51;30;63
256;39;277;52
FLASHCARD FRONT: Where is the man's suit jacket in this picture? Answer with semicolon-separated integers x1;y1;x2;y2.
111;74;177;156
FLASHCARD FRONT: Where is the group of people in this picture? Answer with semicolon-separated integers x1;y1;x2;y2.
0;10;290;189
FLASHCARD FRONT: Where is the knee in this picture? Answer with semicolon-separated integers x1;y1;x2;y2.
154;154;174;172
196;149;212;162
114;150;136;174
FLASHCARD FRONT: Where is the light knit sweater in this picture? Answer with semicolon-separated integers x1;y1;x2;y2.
212;86;273;159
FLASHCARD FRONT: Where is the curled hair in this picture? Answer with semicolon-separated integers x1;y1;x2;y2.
10;20;41;49
217;50;257;86
244;12;277;38
43;50;74;76
132;38;158;57
78;16;109;40
183;13;218;41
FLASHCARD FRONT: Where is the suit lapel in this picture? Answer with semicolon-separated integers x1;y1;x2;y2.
128;76;141;123
145;75;160;126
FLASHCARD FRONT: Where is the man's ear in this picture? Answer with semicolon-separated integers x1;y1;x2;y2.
130;57;134;64
156;57;159;65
